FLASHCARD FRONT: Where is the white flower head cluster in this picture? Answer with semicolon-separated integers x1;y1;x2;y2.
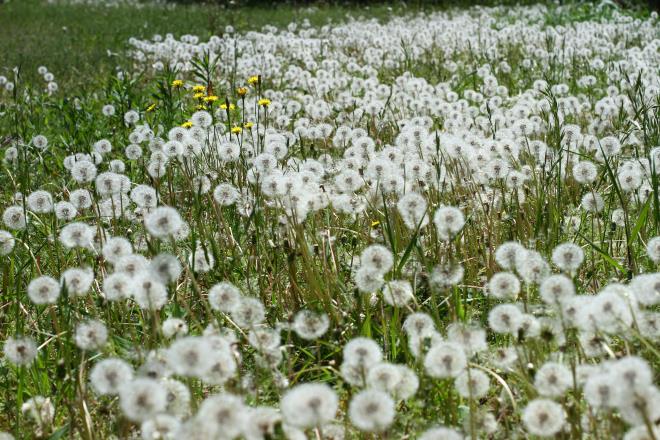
2;3;660;440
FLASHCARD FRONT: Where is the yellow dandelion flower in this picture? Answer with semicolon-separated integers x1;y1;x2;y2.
243;122;254;129
231;126;242;134
146;103;157;112
258;98;271;107
204;95;219;103
171;79;184;88
196;105;207;110
192;85;206;93
193;92;205;100
247;76;259;85
181;121;193;128
237;87;248;97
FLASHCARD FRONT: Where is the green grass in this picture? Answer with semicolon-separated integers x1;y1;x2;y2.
0;0;413;88
1;0;652;89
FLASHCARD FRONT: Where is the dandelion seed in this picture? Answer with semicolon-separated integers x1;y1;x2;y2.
26;190;53;214
343;337;383;370
612;356;652;390
189;246;215;273
144;206;183;238
487;272;521;300
360;244;394;274
430;262;464;289
167;336;214;378
71;160;98;183
292;309;330;340
573;161;598;184
280;383;338;430
31;135;48;150
54;201;77;221
102;104;116;116
354;267;385;293
446;322;487;355
424;342;467;378
494;241;524;270
213;183;240;206
21;396;54;434
348;389;395;433
521;399;565;437
488;304;523;334
539;274;575;306
2;206;27;230
115;254;150;277
516;249;550;285
242;406;281;440
161;318;188;339
208;282;242;313
131;184;158;208
94;139;113;155
140;414;181;440
202;347;237;386
534;362;572;397
3;336;38;366
119;378;167;422
75;320;108;351
27;276;60;305
0;230;15;255
69;189;93;210
618;385;660;426
59;222;95;249
131;273;168;310
148;253;181;285
433;205;465;240
102;272;132;301
397;191;429;230
581;192;604;213
366;362;402;394
124;110;140;125
61;267;94;297
455;368;490;399
125;143;143;160
590;287;635;333
419;426;464;440
584;373;618;408
230;297;266;328
551;242;584;272
382;280;414;306
646;236;660;263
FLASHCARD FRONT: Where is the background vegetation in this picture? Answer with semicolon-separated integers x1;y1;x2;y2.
0;0;653;89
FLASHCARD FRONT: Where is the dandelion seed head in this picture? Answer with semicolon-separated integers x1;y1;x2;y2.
3;336;38;366
521;399;566;437
424;341;467;378
75;319;108;351
90;358;133;395
292;309;330;340
348;389;395;433
27;275;61;305
119;378;167;422
280;383;338;429
488;303;523;335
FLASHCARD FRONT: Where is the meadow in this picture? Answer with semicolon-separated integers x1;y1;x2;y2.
0;0;659;439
